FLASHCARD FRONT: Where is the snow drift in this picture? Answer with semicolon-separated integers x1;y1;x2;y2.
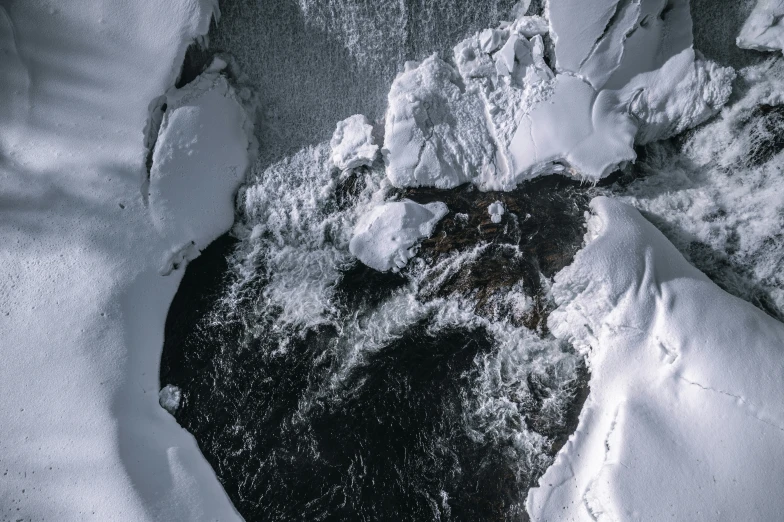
0;0;247;519
526;197;784;520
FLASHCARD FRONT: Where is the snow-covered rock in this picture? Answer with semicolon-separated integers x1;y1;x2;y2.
149;59;253;275
349;199;448;272
159;384;183;414
382;0;734;188
330;114;378;170
488;200;505;223
509;0;734;180
526;197;784;520
737;0;784;52
383;55;498;189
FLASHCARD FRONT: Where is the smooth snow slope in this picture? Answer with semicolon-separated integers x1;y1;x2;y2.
0;1;244;520
526;198;784;521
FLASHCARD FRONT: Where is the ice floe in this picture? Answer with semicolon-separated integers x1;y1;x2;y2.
330;114;379;170
526;197;784;520
350;199;448;272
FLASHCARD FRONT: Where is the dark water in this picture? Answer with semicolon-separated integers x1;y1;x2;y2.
160;169;600;521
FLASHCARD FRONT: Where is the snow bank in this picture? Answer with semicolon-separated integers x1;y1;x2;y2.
526;197;784;520
150;59;254;275
330;114;378;170
737;0;784;52
381;0;734;189
349;199;448;272
610;60;784;319
0;0;244;519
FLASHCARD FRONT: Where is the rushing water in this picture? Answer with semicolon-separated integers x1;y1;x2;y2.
161;0;784;520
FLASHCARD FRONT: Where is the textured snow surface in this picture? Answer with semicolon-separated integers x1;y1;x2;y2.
0;0;243;519
330;114;379;170
738;0;784;52
526;197;784;520
382;0;734;189
350;200;448;272
611;61;784;320
150;59;253;275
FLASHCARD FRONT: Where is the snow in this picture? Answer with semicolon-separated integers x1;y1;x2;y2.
381;0;734;188
0;0;244;519
737;0;784;52
383;55;498;189
488;200;505;223
526;197;784;520
609;60;784;318
159;385;183;415
150;58;254;275
349;199;448;272
330;114;379;170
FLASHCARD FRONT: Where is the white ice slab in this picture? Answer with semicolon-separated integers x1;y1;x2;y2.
349;199;448;272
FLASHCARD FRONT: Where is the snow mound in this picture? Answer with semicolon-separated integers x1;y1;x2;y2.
383;55;498;189
159;384;183;414
526;197;784;520
381;0;734;188
149;59;253;275
330;114;378;170
349;199;448;272
738;0;784;52
488;200;505;223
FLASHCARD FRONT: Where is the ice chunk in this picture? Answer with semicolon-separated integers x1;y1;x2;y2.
159;385;182;415
383;55;499;189
505;0;733;181
349;199;448;272
509;16;549;38
737;0;784;52
330;114;378;170
527;197;784;520
488;200;505;223
149;60;253;268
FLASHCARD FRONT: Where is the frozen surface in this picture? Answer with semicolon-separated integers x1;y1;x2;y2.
383;55;498;189
150;59;254;275
350;200;448;272
488;200;505;223
611;60;784;319
330;114;378;170
0;0;244;519
527;197;784;520
159;385;183;415
382;0;734;188
738;0;784;52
